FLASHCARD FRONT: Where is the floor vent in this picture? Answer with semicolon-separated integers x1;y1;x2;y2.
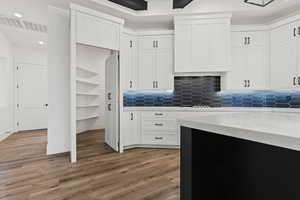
0;14;47;33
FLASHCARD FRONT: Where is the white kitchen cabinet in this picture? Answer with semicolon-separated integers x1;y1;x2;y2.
138;35;174;90
270;21;299;89
226;31;267;90
174;15;231;73
141;111;179;146
76;12;121;50
122;112;140;147
121;33;138;90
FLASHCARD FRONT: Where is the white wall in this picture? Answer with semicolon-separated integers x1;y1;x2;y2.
47;6;70;155
0;31;13;141
14;46;47;66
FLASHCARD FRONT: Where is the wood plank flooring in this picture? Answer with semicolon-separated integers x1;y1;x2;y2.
0;130;180;200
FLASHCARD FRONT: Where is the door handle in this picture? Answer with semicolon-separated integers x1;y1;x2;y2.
244;37;247;45
244;80;247;88
129;81;133;88
44;104;48;107
156;41;159;48
154;123;164;126
247;37;250;45
294;28;297;37
153;41;155;48
130;40;133;48
248;80;250;88
293;77;297;86
153;81;155;88
154;113;163;116
155;137;163;140
108;104;111;111
130;113;134;120
108;93;111;100
298;27;300;36
298;77;300;86
156;81;158;88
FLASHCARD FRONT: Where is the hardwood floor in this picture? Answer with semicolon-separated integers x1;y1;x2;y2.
0;130;180;200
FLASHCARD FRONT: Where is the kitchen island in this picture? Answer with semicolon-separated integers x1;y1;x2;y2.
178;112;300;200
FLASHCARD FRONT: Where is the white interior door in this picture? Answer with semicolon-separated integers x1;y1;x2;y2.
17;63;48;131
105;52;119;152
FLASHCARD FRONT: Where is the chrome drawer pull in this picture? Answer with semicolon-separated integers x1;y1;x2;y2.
155;123;163;126
155;137;163;140
154;113;163;116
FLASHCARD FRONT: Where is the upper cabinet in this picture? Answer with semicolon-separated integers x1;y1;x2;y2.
226;30;268;90
76;11;123;50
270;21;300;89
138;35;174;90
174;14;231;73
121;33;138;90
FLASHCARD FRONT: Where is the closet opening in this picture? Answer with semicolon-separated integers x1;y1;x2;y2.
74;43;120;161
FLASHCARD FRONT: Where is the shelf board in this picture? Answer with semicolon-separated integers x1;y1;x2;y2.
77;115;99;121
77;104;100;108
76;78;99;86
76;92;99;96
77;66;98;75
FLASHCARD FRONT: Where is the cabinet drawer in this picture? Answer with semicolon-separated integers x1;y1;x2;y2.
142;119;177;131
141;112;177;119
142;133;178;145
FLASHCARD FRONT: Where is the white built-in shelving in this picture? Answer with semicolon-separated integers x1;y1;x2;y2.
76;78;99;86
76;115;99;121
76;92;99;96
76;104;100;108
77;66;99;75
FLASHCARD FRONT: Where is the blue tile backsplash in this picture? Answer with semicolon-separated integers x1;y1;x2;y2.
123;76;300;108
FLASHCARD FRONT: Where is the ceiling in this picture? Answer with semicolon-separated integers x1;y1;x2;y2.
0;0;300;47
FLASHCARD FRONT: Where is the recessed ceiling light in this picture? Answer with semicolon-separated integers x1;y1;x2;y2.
244;0;274;7
38;41;45;45
13;12;23;18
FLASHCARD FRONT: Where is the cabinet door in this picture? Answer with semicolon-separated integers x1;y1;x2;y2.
246;45;266;90
121;34;138;90
156;36;174;90
76;12;120;50
139;36;157;50
209;23;230;69
227;46;247;89
139;49;156;90
174;23;192;73
270;23;298;89
156;48;174;90
122;112;139;147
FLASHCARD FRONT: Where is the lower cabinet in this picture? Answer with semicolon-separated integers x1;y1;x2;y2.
121;111;180;149
122;111;140;147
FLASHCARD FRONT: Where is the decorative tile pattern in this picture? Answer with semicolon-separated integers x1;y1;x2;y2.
123;76;300;108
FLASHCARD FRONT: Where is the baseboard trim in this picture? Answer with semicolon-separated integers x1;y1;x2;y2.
0;130;13;142
124;144;180;150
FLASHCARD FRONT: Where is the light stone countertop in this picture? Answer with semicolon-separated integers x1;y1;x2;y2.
178;112;300;151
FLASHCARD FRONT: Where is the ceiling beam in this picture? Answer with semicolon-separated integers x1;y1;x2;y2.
108;0;147;10
173;0;193;9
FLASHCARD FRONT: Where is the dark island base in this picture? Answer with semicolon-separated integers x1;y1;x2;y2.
181;126;300;200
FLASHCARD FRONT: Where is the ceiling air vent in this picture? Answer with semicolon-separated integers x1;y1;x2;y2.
0;14;47;33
